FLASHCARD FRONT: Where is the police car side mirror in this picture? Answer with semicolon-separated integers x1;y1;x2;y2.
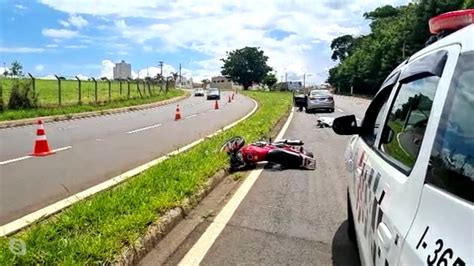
381;126;394;144
332;115;360;135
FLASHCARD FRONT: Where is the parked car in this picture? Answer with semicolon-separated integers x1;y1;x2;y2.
194;88;204;96
306;90;334;113
332;10;473;266
207;87;220;100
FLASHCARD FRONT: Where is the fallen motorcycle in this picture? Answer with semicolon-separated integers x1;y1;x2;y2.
221;136;316;171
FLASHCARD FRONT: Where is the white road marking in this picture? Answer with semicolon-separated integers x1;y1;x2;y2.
52;146;72;153
337;108;344;113
179;108;296;265
126;123;162;134
0;99;259;237
185;114;198;119
0;156;32;166
0;146;72;166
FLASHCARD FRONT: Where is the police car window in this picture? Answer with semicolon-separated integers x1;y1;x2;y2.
361;87;391;146
380;75;439;171
426;53;474;202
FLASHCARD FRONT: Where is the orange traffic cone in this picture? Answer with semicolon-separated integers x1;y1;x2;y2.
31;120;54;156
214;100;219;110
232;93;235;100
228;95;232;103
175;105;182;121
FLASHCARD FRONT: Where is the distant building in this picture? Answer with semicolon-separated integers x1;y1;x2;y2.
211;76;235;90
113;60;132;80
179;77;194;89
286;81;302;91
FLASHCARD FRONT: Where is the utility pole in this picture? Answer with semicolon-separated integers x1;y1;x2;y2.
179;63;182;89
158;61;163;91
303;73;306;90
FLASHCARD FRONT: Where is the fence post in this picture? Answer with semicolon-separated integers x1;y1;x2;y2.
119;80;123;96
127;78;131;99
27;73;35;93
105;77;111;102
147;81;151;96
54;75;62;106
75;76;82;104
92;77;98;103
136;79;143;97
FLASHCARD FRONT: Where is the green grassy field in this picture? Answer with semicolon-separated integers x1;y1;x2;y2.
0;77;180;121
0;77;166;106
0;91;293;264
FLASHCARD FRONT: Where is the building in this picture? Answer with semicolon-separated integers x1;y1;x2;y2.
179;77;194;89
211;76;234;90
113;60;132;80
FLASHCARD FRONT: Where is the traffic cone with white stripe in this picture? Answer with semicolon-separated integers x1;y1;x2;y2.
214;100;219;110
31;120;55;156
232;93;235;100
175;104;182;121
228;95;232;103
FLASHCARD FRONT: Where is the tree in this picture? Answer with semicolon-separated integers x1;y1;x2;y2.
2;70;8;77
330;35;356;61
262;73;278;89
10;61;23;77
201;79;209;89
221;47;272;90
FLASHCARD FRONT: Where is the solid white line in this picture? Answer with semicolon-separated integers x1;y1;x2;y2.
52;146;72;153
337;108;344;113
0;146;72;166
179;107;295;265
126;123;162;134
0;156;32;166
185;114;198;119
0;99;259;237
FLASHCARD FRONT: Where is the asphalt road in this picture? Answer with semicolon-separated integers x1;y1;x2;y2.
141;95;370;265
0;91;254;225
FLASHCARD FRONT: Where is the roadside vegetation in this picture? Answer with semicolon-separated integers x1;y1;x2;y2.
0;77;184;121
327;0;472;96
0;91;293;264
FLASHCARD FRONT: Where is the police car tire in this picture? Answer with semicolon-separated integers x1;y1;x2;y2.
347;190;357;243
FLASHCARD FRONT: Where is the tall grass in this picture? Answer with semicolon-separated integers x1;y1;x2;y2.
0;91;292;264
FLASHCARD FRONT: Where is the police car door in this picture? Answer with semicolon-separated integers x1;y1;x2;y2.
354;45;460;266
400;51;472;265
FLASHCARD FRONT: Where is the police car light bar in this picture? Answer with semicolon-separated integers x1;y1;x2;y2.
429;9;474;34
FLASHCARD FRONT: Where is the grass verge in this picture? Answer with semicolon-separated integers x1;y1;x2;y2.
0;90;184;121
0;91;292;264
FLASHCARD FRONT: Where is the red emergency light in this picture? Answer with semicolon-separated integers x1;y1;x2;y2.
429;9;474;34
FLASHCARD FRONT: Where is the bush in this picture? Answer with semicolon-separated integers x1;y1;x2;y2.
7;80;39;109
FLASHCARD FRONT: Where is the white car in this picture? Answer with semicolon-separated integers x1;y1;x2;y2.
332;10;473;266
194;88;204;96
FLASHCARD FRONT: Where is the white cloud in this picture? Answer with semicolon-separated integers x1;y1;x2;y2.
45;44;59;48
14;4;27;10
99;60;115;78
42;28;78;39
59;20;70;27
76;74;89;80
0;47;45;53
64;45;87;49
143;45;153;52
40;74;57;80
35;64;45;72
68;14;88;28
40;0;411;84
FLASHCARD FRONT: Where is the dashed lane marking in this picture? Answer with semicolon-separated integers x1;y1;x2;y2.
126;123;162;134
0;146;72;166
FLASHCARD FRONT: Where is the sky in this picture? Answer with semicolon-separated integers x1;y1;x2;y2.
0;0;410;84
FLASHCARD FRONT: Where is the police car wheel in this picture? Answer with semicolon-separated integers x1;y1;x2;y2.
347;190;356;243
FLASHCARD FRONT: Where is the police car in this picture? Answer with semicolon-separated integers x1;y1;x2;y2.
332;10;473;266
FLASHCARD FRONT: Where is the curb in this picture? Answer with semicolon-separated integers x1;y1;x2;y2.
115;169;228;266
0;91;190;129
113;105;293;265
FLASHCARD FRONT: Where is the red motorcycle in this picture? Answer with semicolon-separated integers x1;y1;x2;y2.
221;136;316;171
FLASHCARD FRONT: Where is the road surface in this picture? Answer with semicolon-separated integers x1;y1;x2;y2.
140;95;370;265
0;91;254;225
